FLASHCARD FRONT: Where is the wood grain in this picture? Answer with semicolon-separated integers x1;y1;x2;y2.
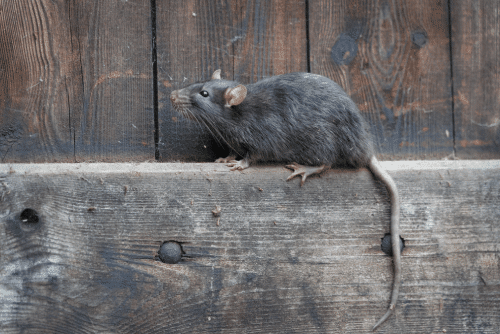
228;0;308;83
308;0;454;160
451;1;500;159
156;0;307;162
69;0;154;161
0;0;154;163
0;0;73;162
1;161;499;333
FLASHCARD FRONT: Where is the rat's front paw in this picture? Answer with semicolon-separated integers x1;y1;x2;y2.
215;155;237;163
227;159;250;171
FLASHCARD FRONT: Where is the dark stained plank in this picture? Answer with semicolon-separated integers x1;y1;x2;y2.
451;1;500;159
228;0;308;83
156;0;307;162
1;161;499;333
155;0;234;162
308;1;454;160
0;0;73;162
0;0;154;163
70;0;154;161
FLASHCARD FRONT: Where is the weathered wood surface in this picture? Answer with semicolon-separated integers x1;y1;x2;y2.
1;0;499;163
0;0;154;163
451;1;500;159
70;0;154;161
1;161;499;333
156;0;308;162
0;0;74;162
308;0;454;160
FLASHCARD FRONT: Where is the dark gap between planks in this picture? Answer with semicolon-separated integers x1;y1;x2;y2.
151;0;160;160
305;0;311;73
447;0;457;157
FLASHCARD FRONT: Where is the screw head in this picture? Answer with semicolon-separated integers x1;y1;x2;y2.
158;241;183;264
381;234;405;256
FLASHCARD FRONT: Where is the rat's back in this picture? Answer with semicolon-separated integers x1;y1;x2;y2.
240;72;374;167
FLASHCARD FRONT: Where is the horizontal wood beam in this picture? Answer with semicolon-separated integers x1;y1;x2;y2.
0;160;498;174
1;161;499;333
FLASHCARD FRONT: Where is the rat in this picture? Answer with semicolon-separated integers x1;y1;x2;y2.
170;69;401;330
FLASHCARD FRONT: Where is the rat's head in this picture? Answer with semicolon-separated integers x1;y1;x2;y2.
170;70;247;122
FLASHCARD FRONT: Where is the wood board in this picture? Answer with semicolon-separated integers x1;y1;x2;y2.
1;0;498;164
70;0;155;162
0;0;154;163
451;1;500;159
1;160;499;333
308;0;454;160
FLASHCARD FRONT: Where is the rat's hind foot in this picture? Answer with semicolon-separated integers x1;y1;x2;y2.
286;163;327;186
227;158;250;171
215;155;237;163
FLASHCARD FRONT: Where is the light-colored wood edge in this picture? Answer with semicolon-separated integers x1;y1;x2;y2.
0;160;498;175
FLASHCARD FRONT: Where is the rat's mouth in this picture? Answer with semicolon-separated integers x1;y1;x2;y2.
170;91;196;121
171;104;196;121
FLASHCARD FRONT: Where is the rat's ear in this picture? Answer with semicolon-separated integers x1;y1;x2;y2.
224;85;247;107
212;69;221;80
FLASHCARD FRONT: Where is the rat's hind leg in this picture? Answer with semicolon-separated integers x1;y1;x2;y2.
286;163;327;186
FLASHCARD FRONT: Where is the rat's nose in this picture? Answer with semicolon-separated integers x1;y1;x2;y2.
170;90;179;103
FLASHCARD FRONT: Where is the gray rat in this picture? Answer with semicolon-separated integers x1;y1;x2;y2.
170;70;401;330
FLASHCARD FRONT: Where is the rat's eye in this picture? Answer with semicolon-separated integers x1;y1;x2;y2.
200;90;209;97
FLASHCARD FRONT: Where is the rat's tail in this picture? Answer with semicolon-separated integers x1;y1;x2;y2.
368;156;401;331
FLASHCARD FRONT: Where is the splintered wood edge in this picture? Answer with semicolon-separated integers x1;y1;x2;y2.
0;160;498;175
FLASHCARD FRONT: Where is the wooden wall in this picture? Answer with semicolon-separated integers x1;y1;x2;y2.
0;0;498;162
1;2;500;333
0;0;154;162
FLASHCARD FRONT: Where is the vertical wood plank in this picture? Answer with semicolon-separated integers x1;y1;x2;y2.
229;0;308;83
309;0;454;160
0;0;155;163
156;0;235;162
70;0;154;161
451;1;500;159
0;0;73;162
156;0;307;162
